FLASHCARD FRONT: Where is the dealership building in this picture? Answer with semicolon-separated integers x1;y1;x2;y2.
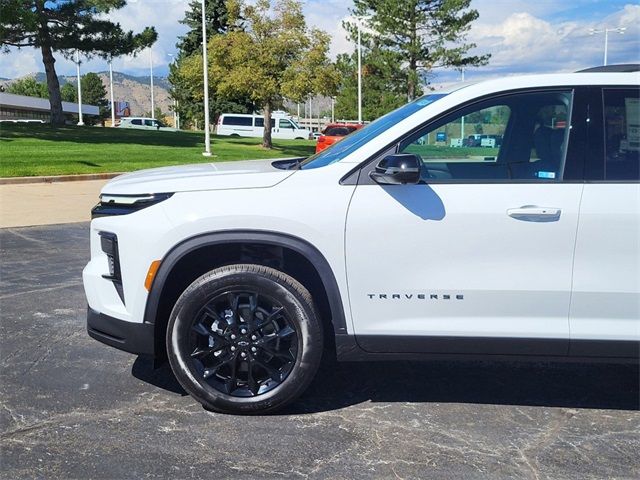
0;92;99;123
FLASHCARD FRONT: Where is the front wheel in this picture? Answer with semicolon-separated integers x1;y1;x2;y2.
166;264;323;414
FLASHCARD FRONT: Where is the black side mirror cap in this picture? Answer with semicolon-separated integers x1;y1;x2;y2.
369;153;421;185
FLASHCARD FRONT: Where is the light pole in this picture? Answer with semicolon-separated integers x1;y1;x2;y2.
75;50;84;126
589;27;626;66
201;0;212;156
149;48;155;118
357;21;362;124
167;53;179;129
108;58;116;127
331;97;335;123
460;67;465;141
353;16;371;124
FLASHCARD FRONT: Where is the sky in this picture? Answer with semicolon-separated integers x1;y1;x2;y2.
1;0;639;86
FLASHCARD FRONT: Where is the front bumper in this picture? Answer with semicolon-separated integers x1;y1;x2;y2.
87;307;155;356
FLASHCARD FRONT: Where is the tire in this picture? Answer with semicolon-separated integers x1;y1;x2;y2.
166;264;323;414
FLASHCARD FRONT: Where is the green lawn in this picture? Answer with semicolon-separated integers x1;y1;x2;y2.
0;124;316;177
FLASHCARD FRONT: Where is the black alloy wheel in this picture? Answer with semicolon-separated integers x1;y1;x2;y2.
189;290;298;397
167;264;323;414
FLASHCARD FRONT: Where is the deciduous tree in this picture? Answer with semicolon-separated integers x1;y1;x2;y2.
198;0;340;148
6;77;49;98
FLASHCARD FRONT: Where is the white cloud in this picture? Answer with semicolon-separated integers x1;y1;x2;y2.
1;49;40;78
0;0;190;78
0;0;637;82
452;2;640;83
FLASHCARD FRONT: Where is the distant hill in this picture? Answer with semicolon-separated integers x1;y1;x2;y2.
6;72;172;116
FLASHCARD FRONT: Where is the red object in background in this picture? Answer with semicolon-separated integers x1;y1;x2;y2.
315;123;364;153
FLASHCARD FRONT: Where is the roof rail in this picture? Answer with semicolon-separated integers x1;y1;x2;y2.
577;64;639;73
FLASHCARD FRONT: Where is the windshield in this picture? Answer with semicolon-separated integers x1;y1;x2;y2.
300;94;447;169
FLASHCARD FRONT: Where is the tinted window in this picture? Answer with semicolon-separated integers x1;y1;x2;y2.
254;118;275;128
131;119;142;125
324;126;356;136
144;119;155;127
279;119;293;129
398;90;572;181
603;89;640;181
223;116;253;126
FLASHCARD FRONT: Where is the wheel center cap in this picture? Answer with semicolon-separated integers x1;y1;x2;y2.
237;340;250;347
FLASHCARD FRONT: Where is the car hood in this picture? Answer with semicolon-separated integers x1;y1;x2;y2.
101;159;297;195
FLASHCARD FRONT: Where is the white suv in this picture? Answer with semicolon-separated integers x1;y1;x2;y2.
119;117;178;132
83;67;639;414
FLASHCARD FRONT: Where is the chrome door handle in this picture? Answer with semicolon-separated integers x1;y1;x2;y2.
507;206;561;222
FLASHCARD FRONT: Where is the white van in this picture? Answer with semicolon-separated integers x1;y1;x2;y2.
216;112;311;140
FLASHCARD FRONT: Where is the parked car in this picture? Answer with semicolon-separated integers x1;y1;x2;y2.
217;112;311;140
119;117;177;132
84;66;639;414
315;123;363;153
0;119;46;124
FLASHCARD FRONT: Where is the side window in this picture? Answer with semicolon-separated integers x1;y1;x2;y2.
223;116;253;126
279;119;293;129
254;118;275;128
398;91;572;181
144;119;155;127
603;89;640;181
131;119;142;126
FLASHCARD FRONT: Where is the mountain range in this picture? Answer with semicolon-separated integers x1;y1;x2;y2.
2;72;173;117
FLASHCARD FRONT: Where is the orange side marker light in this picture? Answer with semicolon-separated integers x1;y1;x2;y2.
144;260;162;291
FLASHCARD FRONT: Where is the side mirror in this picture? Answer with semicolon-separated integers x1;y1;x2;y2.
369;154;421;185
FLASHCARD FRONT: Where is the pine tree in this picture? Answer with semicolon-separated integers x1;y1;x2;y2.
0;1;156;125
176;0;230;58
348;0;489;100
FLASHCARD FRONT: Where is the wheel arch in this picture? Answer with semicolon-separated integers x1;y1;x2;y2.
144;230;348;360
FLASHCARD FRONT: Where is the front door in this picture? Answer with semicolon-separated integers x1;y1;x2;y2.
345;89;584;355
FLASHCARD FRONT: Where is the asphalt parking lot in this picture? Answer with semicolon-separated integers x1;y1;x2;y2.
1;223;639;479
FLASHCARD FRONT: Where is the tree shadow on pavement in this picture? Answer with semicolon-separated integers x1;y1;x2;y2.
132;356;639;414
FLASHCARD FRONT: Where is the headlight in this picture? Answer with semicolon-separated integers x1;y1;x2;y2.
91;192;173;219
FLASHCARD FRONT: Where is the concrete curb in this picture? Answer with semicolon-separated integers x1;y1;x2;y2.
0;172;123;185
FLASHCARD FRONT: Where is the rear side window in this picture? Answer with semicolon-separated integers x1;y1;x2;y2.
222;116;252;126
131;119;142;125
603;89;640;181
325;126;356;136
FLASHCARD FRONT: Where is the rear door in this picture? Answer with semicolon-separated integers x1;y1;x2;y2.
345;88;587;355
570;86;640;358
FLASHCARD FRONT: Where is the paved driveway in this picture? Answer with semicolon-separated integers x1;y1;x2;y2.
1;223;638;479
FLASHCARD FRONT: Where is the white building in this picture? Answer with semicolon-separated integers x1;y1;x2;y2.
0;92;99;123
